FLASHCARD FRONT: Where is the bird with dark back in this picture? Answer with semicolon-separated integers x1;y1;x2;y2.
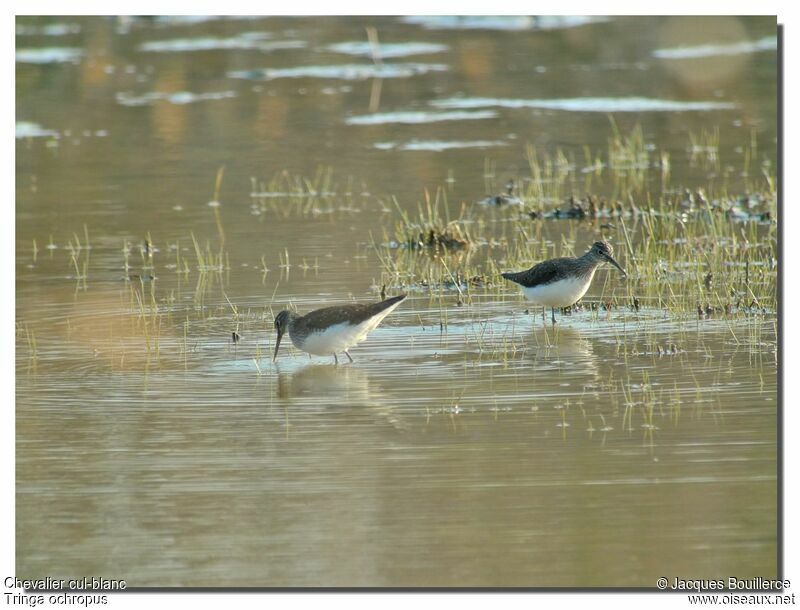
273;295;407;364
502;240;626;324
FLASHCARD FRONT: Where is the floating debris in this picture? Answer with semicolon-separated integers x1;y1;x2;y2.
395;272;490;294
655;343;681;356
403;227;470;251
522;190;775;224
548;196;590;219
478;179;524;206
535;195;621;219
697;303;715;319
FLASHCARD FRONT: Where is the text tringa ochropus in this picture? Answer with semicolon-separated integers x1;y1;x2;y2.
501;240;626;324
273;294;407;364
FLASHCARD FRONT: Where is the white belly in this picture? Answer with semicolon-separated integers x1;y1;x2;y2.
293;301;401;356
522;275;593;307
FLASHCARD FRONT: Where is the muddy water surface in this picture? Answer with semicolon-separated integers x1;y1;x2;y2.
16;16;778;587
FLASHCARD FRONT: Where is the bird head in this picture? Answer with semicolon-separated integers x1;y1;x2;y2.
589;240;626;276
273;310;293;361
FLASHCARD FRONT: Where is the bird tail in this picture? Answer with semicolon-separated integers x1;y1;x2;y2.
501;271;519;282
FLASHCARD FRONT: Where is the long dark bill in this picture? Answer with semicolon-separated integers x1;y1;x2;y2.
273;329;284;362
605;253;627;277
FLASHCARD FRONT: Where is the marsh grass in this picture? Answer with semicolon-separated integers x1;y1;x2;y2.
20;123;776;375
249;167;358;219
377;124;777;325
522;144;575;212
17;323;39;360
389;188;472;251
688;127;721;171
607;121;649;197
190;232;227;273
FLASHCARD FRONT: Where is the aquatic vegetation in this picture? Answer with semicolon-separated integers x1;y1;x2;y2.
15;17;778;589
478;180;524;206
248;167;372;219
387;188;471;252
250;167;338;199
16;125;777;376
688;127;721;170
372;124;777;322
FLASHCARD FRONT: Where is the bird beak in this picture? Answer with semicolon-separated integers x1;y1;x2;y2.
605;253;627;277
273;328;284;362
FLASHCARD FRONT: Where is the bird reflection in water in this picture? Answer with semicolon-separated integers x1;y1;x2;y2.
275;364;407;431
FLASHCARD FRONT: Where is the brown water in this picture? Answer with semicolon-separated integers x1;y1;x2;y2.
16;15;778;587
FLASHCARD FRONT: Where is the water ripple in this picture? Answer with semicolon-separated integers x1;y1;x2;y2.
431;96;737;112
228;63;448;81
653;35;777;59
347;110;496;125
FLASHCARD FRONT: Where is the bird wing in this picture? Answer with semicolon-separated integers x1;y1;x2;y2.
300;295;406;330
300;304;373;330
502;257;570;288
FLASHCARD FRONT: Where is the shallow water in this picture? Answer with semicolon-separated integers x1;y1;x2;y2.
16;15;778;587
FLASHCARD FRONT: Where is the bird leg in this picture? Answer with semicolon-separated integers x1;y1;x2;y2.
333;353;339;365
551;307;557;325
345;350;354;363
